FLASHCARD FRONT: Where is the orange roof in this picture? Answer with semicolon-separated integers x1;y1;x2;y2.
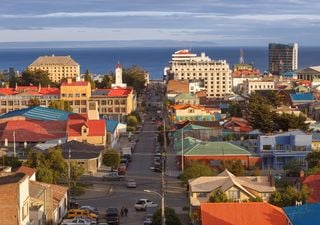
107;88;132;97
201;202;287;225
167;80;189;94
302;175;320;203
50;183;68;209
15;166;36;177
61;81;89;86
67;114;106;137
0;86;59;96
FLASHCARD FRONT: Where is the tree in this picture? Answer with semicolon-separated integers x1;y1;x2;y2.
246;93;275;133
274;113;308;131
152;207;181;225
70;161;85;187
84;69;96;90
209;189;229;202
122;65;146;95
49;100;73;112
269;185;311;207
283;160;303;177
306;151;320;168
103;149;120;171
157;124;170;147
95;74;113;88
223;160;245;176
1;156;22;168
228;101;243;117
21;69;53;86
181;161;213;183
47;148;67;183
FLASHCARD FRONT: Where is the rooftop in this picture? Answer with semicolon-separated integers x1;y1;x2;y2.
283;203;320;225
29;55;79;67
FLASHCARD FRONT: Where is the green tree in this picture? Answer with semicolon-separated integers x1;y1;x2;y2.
122;65;146;95
25;150;46;168
157;124;170;147
84;69;96;90
47;148;67;183
37;166;54;183
223;160;245;176
103;149;120;171
209;189;229;202
13;69;53;86
274;113;308;131
228;101;243;117
181;161;213;183
306;151;320;168
49;100;73;112
246;93;275;133
28;98;40;106
1;156;22;168
152;207;181;225
126;115;139;131
95;74;113;88
70;161;85;187
269;185;311;207
283;160;303;177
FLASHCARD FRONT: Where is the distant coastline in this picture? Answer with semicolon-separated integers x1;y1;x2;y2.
0;45;320;80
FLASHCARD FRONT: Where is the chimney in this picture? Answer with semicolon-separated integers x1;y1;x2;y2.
67;77;72;84
15;82;18;90
38;83;41;92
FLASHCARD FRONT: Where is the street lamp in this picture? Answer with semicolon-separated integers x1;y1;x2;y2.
144;189;165;225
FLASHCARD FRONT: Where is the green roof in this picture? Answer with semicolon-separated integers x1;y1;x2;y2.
176;137;251;156
172;124;211;139
175;93;198;100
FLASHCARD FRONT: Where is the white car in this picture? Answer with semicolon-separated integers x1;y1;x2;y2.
62;217;91;225
127;179;137;188
134;199;154;211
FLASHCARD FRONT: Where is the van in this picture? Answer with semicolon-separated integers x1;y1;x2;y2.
67;209;98;220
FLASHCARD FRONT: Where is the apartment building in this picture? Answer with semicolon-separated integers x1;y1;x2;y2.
168;49;232;98
28;55;80;82
0;85;60;114
268;43;298;75
243;79;275;94
60;78;91;114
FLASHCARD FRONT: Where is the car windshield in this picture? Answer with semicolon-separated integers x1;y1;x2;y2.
136;200;144;204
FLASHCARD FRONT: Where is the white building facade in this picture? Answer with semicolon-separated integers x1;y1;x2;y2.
243;80;275;94
169;50;232;98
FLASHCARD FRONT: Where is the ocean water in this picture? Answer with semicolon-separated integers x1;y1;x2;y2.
0;46;320;80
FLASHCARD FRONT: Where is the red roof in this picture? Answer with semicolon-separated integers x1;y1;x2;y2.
67;114;106;137
61;81;89;86
175;49;193;55
201;202;287;225
95;87;132;97
302;175;320;203
0;86;59;96
224;117;253;132
0;120;66;142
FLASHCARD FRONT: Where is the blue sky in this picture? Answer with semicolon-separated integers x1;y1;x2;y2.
1;0;320;46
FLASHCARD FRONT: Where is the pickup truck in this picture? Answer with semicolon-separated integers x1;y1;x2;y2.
102;172;125;181
61;217;92;225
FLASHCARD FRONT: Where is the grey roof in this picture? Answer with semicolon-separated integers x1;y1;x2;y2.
0;172;27;185
29;55;79;67
58;140;103;160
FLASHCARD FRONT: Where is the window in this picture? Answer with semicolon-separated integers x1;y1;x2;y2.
198;192;207;197
263;145;272;150
228;190;240;200
188;109;194;113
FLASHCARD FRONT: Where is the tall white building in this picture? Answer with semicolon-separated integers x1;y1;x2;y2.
168;49;232;98
112;63;127;88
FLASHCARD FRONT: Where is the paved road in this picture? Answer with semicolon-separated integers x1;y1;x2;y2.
77;84;189;225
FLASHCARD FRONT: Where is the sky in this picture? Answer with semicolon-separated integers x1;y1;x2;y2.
1;0;320;46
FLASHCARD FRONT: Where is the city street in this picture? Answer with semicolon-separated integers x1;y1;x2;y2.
77;83;189;225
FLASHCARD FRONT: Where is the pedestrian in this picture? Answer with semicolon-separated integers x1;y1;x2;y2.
124;206;128;216
120;206;124;217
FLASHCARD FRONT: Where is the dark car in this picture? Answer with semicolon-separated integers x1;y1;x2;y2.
106;208;119;225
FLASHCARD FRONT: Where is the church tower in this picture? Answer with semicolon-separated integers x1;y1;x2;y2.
112;62;127;88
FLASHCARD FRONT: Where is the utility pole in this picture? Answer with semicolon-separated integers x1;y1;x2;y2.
13;131;16;157
162;110;167;225
181;128;184;173
68;148;71;202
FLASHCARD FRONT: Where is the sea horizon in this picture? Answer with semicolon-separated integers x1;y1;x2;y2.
1;45;320;80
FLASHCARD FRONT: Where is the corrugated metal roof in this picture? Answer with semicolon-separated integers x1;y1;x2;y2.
290;93;315;101
283;203;320;225
106;119;118;133
0;106;71;121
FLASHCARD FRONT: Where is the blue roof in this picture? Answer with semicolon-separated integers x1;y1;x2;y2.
290;93;315;101
282;71;296;77
0;106;71;120
106;119;119;133
283;203;320;225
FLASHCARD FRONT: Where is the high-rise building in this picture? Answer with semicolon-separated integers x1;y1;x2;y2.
268;43;298;75
28;55;80;82
168;49;232;98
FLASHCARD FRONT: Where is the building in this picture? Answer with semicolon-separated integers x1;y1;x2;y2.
168;49;232;98
243;79;275;94
174;137;260;169
201;202;288;225
268;43;298;75
60;78;91;114
173;93;200;105
166;80;189;100
90;87;137;121
28;55;80;83
297;66;320;81
283;203;320;225
257;130;312;169
0;85;60;114
223;117;253;132
111;63;127;88
0;172;30;225
232;63;262;92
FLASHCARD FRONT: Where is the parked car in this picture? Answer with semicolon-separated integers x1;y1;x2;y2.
102;172;125;181
150;166;162;173
142;221;152;225
67;209;98;220
126;179;137;188
80;206;99;216
120;158;129;167
105;207;120;225
134;199;154;211
62;217;92;225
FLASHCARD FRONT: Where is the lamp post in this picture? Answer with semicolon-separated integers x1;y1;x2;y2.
181;128;184;173
144;189;165;225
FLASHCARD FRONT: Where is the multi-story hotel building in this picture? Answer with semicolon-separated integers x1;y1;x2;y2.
168;49;232;98
268;43;298;75
28;55;80;82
